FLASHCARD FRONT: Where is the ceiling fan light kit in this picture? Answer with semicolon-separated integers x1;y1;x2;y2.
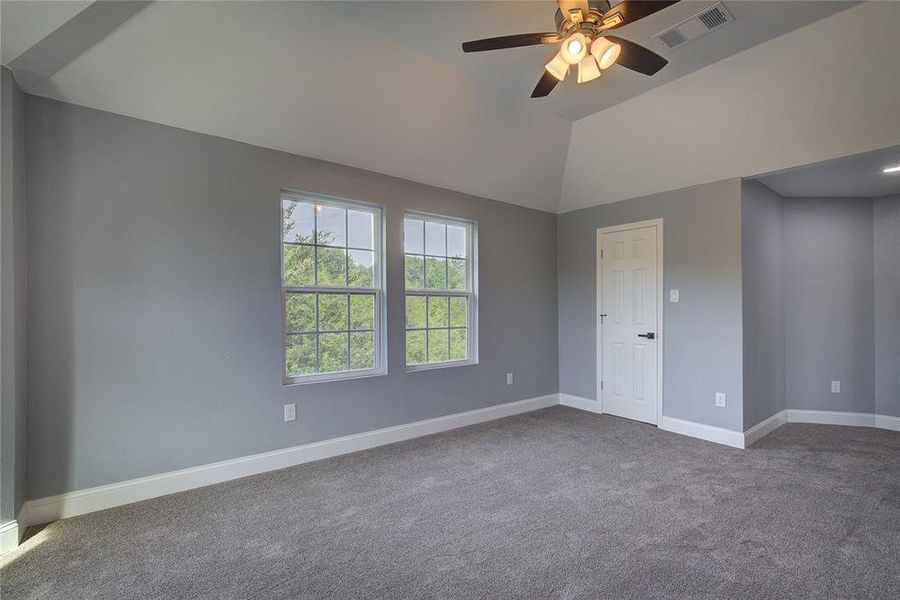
577;55;602;83
461;0;681;98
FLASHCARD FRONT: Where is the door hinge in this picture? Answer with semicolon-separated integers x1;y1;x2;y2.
600;380;604;390
600;249;604;259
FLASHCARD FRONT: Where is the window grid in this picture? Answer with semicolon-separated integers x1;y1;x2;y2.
282;192;384;385
404;213;477;370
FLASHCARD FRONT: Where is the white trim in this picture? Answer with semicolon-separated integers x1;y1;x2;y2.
741;409;900;447
876;414;900;432
743;410;788;447
786;409;876;427
0;519;19;556
559;393;602;414
596;218;664;426
19;394;558;527
659;416;745;449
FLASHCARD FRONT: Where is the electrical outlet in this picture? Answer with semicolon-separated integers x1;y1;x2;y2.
284;403;296;422
715;392;726;407
670;289;680;303
831;381;840;393
506;373;514;385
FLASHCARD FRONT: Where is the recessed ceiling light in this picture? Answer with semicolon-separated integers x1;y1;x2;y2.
883;165;900;174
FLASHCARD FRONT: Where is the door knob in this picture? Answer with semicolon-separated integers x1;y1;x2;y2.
638;332;655;339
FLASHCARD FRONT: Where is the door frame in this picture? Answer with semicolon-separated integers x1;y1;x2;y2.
596;219;664;425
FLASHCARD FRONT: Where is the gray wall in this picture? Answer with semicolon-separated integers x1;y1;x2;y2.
1;67;27;523
874;195;900;417
25;97;559;499
558;178;745;432
740;180;786;429
783;197;875;413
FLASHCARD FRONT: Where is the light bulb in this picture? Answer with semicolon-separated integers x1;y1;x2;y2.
590;37;621;70
567;39;583;56
561;33;589;65
545;52;569;81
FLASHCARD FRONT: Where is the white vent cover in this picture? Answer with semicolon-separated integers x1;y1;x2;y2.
655;2;734;49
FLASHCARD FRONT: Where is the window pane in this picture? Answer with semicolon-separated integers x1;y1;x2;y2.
448;258;466;290
406;330;426;365
424;257;447;289
427;296;449;328
449;296;467;328
349;294;374;331
427;329;449;362
316;205;346;246
317;247;346;286
406;295;426;329
318;332;348;373
285;292;316;332
283;244;315;286
286;334;317;376
425;221;446;256
283;200;315;243
318;293;348;331
347;209;374;249
450;328;467;360
348;249;375;288
447;224;467;258
349;331;375;370
405;255;424;289
404;218;424;254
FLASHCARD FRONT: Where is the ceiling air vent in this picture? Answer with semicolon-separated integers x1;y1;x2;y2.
655;2;734;49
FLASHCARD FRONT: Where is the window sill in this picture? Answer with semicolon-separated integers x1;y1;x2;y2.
283;368;387;387
406;359;478;373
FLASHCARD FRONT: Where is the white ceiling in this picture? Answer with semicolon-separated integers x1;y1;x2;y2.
562;0;899;211
758;146;900;199
2;1;893;213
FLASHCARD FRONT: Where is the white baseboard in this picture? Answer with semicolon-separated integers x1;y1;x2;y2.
876;414;900;432
743;410;788;447
786;409;876;427
0;519;19;556
559;393;602;414
741;409;900;447
659;416;745;449
20;394;558;527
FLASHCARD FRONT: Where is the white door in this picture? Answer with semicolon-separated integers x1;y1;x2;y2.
599;225;659;425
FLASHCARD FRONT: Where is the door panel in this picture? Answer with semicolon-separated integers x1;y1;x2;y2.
600;225;659;425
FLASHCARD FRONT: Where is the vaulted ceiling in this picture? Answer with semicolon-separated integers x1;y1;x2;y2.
3;1;897;213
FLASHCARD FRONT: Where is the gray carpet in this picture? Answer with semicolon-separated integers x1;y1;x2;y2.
2;406;899;599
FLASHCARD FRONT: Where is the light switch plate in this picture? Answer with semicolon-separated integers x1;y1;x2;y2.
670;289;679;303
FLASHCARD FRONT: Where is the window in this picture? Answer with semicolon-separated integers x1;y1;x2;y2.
404;213;477;369
281;192;384;384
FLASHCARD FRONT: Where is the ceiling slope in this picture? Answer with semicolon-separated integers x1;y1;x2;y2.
561;1;900;212
5;1;571;213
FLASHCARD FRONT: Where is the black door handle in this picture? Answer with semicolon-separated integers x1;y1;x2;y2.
638;332;655;339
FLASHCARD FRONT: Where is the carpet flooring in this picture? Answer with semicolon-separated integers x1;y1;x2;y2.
2;406;899;599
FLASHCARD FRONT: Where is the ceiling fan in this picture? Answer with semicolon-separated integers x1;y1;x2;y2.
462;1;680;97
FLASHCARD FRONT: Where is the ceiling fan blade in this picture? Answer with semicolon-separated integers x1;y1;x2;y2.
531;71;561;98
605;36;668;75
462;32;561;53
558;0;591;21
601;1;680;30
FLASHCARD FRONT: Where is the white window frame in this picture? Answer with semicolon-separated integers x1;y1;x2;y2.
280;190;386;385
404;211;479;372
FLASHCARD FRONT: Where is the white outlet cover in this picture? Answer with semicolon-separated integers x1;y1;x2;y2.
670;289;680;303
831;381;841;393
715;392;726;407
284;403;296;422
506;373;513;385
